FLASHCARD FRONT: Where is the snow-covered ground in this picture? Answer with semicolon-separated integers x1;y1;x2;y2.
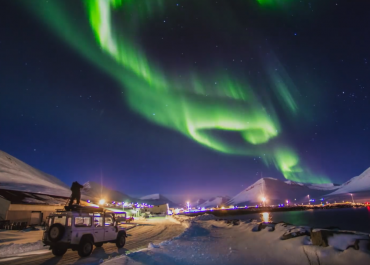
103;214;370;265
0;227;48;258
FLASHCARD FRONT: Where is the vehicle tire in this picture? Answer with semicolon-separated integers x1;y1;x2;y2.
78;238;93;257
52;247;67;256
48;223;65;242
116;233;126;248
94;242;103;247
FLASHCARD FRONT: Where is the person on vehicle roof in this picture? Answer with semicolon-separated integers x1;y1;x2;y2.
69;181;84;206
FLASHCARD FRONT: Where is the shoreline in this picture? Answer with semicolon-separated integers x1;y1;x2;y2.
104;214;370;265
180;203;367;217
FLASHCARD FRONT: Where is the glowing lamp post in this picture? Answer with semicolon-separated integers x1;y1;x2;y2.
99;199;105;205
187;201;190;211
350;194;355;203
308;195;310;205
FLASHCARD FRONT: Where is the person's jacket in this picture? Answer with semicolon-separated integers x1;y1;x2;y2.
71;181;83;193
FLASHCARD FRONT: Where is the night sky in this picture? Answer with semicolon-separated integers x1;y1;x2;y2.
1;0;369;203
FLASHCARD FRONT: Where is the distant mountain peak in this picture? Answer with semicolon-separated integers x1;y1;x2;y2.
327;167;370;195
82;180;132;202
140;193;161;200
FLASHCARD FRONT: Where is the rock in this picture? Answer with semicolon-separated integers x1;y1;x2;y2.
224;219;240;226
252;224;261;232
310;229;369;249
323;226;341;230
253;222;276;232
281;227;310;240
310;229;333;247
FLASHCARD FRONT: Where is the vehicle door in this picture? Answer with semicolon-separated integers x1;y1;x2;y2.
104;213;117;241
93;214;105;242
72;215;93;244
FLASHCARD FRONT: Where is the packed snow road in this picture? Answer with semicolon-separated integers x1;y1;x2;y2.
0;218;185;265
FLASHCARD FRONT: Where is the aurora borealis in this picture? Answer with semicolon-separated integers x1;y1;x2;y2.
22;0;322;183
1;0;370;201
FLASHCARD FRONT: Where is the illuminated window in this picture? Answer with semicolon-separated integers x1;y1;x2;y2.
74;217;92;227
53;216;66;226
105;214;114;226
94;217;103;227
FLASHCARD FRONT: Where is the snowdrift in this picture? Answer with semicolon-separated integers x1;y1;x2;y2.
104;215;370;265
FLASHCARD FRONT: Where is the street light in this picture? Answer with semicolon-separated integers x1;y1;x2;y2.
308;195;310;205
187;201;190;211
350;194;355;203
262;197;266;207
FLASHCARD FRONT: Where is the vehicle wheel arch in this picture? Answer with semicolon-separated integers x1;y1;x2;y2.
117;230;127;238
80;234;94;244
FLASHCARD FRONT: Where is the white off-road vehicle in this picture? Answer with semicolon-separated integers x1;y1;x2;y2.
43;206;128;257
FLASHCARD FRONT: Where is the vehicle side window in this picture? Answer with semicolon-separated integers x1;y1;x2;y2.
94;217;103;227
74;217;92;227
105;215;114;226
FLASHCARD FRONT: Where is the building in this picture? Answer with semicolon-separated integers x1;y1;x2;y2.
0;196;10;220
150;203;169;215
0;189;69;225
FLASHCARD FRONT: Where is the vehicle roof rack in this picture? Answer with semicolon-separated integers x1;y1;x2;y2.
63;205;106;213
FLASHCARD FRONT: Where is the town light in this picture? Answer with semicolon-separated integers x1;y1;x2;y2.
261;197;266;207
99;199;105;205
350;193;355;203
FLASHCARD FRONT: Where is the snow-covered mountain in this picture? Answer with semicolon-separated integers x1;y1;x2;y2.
140;194;161;200
229;177;339;206
327;168;370;195
139;193;177;207
191;198;206;208
325;168;370;202
0;150;70;197
82;181;132;203
198;196;230;208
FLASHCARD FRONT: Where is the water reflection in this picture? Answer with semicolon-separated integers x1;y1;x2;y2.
260;212;272;223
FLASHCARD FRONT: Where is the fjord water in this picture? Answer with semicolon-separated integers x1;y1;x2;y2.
225;207;370;233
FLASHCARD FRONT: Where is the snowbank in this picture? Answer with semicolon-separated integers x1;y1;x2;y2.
103;214;370;265
167;213;216;229
0;240;46;258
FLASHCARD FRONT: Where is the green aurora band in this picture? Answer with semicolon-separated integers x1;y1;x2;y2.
24;0;329;184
